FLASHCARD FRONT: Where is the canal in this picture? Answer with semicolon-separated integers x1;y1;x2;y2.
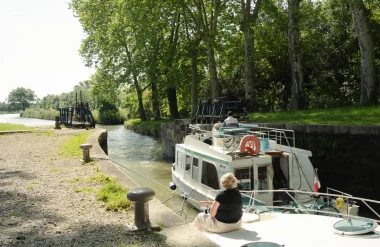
98;124;198;222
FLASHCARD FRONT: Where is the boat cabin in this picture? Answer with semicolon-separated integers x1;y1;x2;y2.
172;124;316;209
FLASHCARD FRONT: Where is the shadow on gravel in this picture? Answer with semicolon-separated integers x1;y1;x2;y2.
4;221;168;247
1;190;168;247
0;171;37;180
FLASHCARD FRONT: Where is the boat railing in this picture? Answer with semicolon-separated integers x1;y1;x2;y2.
255;189;380;223
205;188;380;223
187;124;213;141
188;123;298;153
249;126;296;150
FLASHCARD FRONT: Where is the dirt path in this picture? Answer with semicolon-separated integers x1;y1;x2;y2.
0;129;166;247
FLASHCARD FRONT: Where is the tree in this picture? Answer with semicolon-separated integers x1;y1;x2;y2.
7;87;37;111
347;0;376;105
287;0;305;110
183;0;229;98
241;0;262;109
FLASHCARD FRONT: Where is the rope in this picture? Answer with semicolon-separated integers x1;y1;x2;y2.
95;157;204;220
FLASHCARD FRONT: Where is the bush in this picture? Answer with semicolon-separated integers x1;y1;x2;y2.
21;108;58;120
98;108;122;124
98;102;123;124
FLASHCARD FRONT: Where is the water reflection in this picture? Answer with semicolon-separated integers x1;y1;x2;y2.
98;124;198;223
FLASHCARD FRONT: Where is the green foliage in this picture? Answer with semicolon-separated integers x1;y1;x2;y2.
21;108;58;120
7;87;37;111
97;180;133;211
0;123;31;131
98;102;123;124
3;0;376;121
59;130;94;158
124;118;173;137
250;105;380;125
40;94;60;110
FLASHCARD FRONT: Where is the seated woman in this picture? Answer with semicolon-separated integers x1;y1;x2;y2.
192;173;243;233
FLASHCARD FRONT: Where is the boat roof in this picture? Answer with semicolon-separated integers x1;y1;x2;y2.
204;213;380;247
186;124;313;158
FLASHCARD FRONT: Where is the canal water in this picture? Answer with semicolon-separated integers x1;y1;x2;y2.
0;114;197;222
0;114;54;126
98;124;198;222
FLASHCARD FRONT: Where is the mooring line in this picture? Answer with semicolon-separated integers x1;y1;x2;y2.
94;157;203;220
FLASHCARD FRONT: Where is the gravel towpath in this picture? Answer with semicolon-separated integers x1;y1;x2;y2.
0;129;168;247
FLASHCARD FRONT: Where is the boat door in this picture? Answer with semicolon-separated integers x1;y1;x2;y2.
253;157;273;206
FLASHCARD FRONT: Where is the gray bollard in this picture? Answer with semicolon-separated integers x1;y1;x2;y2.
79;144;92;163
126;187;160;231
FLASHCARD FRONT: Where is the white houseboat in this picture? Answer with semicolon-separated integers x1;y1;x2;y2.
170;123;380;246
171;123;319;209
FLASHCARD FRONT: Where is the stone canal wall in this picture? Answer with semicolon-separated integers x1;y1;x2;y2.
161;119;193;162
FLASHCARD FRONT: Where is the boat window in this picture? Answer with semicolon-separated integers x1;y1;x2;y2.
235;168;252;190
192;157;199;181
258;166;268;190
185;155;191;173
201;161;219;190
176;151;184;169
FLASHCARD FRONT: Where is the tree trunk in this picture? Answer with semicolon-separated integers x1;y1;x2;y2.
133;76;147;121
150;42;161;121
288;0;305;110
167;87;179;119
151;75;161;120
191;44;199;118
125;46;147;121
243;26;255;105
347;0;376;105
241;0;262;110
207;46;219;98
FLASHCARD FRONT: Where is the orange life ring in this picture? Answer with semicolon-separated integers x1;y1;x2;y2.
240;135;260;155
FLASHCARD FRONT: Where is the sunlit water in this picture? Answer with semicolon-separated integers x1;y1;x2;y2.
0;114;54;126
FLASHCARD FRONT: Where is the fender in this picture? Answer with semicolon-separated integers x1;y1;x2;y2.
239;135;260;155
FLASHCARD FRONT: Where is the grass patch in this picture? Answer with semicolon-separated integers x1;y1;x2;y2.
72;177;84;184
89;172;112;184
250;105;380;125
0;123;31;131
74;187;95;194
59;130;94;158
97;180;133;211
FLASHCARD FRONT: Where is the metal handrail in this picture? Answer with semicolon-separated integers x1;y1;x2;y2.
204;188;380;222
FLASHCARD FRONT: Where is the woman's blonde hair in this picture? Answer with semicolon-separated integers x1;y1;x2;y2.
221;172;237;189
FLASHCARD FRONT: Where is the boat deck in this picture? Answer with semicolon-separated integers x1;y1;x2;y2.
204;213;380;247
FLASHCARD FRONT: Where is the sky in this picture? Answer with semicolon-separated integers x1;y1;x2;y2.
0;0;94;102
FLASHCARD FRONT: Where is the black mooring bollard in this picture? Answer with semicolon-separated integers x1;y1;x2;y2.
126;187;160;231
